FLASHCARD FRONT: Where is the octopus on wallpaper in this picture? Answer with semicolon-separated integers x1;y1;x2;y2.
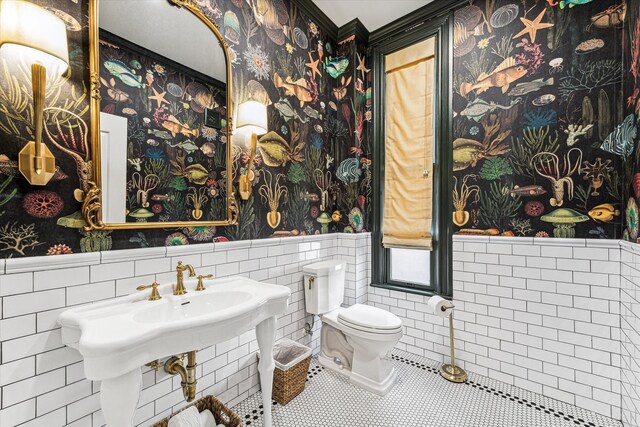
453;0;627;239
225;0;369;240
98;31;228;224
624;0;640;243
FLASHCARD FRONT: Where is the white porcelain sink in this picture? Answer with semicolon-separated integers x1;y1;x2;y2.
132;290;253;324
58;276;290;427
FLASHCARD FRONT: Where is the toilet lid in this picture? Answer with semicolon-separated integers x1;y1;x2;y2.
338;304;402;332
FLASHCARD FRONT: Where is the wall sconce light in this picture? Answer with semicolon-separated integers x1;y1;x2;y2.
235;101;268;201
0;0;70;185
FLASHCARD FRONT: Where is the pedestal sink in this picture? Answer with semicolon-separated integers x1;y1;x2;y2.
58;276;290;427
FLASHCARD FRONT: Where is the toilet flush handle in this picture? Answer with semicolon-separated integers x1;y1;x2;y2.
308;276;315;290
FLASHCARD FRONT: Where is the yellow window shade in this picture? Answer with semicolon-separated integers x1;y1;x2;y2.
382;37;435;250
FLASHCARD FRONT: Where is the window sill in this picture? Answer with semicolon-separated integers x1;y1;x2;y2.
370;281;452;299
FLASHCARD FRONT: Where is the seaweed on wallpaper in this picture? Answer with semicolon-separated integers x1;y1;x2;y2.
0;175;17;208
227;196;257;241
545;6;570;52
286;185;310;231
510;127;559;178
479;181;522;229
454;0;624;239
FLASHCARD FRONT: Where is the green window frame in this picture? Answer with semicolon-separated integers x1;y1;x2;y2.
370;9;456;298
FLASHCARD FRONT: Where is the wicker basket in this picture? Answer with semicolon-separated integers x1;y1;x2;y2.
151;395;242;427
272;354;312;405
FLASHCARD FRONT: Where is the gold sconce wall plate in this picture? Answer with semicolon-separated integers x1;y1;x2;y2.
85;0;238;231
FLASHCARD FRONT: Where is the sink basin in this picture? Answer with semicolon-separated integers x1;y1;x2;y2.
132;290;253;324
58;275;290;427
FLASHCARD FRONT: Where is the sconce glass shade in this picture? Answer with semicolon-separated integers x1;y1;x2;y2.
0;0;70;76
235;101;268;136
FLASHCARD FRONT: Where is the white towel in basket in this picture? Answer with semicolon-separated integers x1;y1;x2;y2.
168;406;201;427
199;409;225;427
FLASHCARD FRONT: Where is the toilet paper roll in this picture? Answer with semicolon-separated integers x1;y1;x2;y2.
427;295;453;318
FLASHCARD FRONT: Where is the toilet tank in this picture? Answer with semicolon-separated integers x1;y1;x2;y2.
302;260;345;315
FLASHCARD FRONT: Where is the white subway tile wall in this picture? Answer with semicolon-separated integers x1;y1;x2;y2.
0;233;362;427
366;236;624;421
621;241;640;427
1;233;638;427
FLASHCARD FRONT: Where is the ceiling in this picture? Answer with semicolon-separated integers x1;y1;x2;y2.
313;0;433;32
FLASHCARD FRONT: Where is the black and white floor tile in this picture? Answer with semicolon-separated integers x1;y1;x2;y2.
232;350;622;427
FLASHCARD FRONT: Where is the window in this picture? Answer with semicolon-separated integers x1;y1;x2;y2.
371;12;454;297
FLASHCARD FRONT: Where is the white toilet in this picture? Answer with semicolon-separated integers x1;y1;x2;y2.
303;260;403;396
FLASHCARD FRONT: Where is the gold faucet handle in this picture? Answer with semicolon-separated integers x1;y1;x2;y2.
195;274;214;291
136;282;161;301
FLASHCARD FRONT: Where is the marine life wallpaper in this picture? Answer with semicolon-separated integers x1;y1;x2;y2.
624;0;640;242
99;31;228;223
453;0;627;239
0;0;370;258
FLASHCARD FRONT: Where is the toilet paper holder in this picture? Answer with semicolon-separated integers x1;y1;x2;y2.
439;302;468;384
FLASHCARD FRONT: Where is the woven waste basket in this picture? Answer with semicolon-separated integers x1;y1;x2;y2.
262;338;312;405
151;395;242;427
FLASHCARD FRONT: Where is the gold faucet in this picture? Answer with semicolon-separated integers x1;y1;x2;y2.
174;261;196;295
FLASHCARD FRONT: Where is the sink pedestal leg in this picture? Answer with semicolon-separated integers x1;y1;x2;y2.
100;368;142;427
256;316;277;427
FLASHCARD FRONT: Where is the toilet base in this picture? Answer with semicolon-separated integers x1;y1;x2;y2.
318;352;398;396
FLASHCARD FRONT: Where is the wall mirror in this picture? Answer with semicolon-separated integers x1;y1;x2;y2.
86;0;236;230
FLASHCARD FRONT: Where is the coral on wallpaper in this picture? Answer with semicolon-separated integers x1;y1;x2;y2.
0;0;370;258
453;0;627;239
625;0;640;242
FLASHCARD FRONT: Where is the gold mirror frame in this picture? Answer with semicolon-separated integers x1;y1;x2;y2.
85;0;237;231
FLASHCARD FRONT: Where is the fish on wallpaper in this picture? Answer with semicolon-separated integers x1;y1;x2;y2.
510;185;547;197
588;204;620;222
508;78;554;97
459;57;528;96
600;114;637;159
460;98;522;122
324;57;349;79
250;0;289;46
148;129;173;140
274;98;307;123
273;73;313;107
555;0;594;8
161;115;199;138
304;106;323;120
103;60;145;88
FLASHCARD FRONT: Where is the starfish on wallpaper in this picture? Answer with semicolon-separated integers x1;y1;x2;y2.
512;10;554;44
149;87;169;108
356;52;370;81
306;52;322;80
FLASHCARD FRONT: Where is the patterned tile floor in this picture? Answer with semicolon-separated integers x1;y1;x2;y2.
232;350;622;427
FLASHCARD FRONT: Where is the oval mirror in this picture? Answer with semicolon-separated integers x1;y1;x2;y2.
86;0;236;229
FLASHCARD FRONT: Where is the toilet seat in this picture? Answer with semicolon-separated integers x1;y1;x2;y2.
322;306;403;340
338;304;402;333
